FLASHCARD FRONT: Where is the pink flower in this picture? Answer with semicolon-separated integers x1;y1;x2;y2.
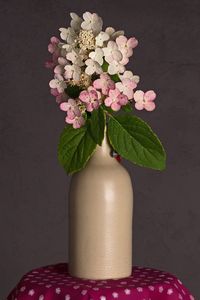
133;90;156;111
45;37;61;69
48;36;60;53
104;89;128;111
79;87;101;112
60;99;85;128
116;35;138;65
93;73;115;95
116;78;137;100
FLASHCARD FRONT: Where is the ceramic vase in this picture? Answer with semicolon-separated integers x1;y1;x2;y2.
68;129;133;279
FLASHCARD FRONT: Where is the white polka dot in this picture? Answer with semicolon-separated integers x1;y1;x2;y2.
81;290;88;295
93;287;99;291
73;285;80;289
100;296;106;300
65;294;71;300
182;289;186;295
167;288;173;295
20;286;26;292
159;286;164;293
120;281;127;285
28;289;35;296
190;296;195;300
112;292;118;298
46;284;52;288
39;295;44;300
124;289;131;295
178;279;182;285
137;287;143;292
179;294;183;300
148;286;155;291
55;288;61;294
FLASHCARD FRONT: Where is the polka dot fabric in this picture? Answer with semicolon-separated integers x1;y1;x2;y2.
7;263;194;300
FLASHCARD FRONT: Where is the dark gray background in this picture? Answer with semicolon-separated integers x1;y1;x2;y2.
0;0;199;298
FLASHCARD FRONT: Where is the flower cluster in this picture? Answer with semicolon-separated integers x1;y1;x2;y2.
46;12;156;128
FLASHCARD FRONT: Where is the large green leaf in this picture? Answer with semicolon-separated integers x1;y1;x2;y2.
107;114;166;170
58;125;97;174
88;107;105;146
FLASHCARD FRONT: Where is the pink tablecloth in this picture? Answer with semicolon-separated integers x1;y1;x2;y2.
7;263;194;300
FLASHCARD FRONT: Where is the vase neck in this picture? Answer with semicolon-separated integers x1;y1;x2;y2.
89;128;114;164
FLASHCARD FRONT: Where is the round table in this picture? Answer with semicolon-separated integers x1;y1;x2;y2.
7;263;194;300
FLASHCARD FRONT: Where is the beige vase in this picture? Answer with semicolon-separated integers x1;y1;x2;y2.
68;129;133;280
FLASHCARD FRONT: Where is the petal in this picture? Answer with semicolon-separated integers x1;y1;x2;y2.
112;50;122;62
135;102;144;110
133;90;144;102
104;97;112;106
79;91;90;103
111;102;121;111
60;102;69;111
144;101;156;111
116;35;127;47
85;65;95;75
49;79;58;88
144;90;156;101
127;37;138;48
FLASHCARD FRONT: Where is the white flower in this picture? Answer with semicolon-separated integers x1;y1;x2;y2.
59;27;77;44
39;295;44;300
66;50;84;67
119;70;140;84
65;295;71;300
95;31;109;47
70;12;82;32
89;48;104;65
105;27;124;40
62;43;73;53
64;64;81;82
81;12;103;35
103;41;122;63
108;60;125;75
49;74;67;93
85;59;102;75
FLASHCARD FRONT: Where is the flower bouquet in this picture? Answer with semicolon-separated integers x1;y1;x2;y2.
46;11;166;174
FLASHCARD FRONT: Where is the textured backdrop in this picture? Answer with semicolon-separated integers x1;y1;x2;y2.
0;0;199;299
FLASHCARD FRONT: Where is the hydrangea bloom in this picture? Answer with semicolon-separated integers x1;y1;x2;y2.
60;99;85;128
133;90;156;111
116;78;137;100
93;73;115;95
81;12;103;35
85;59;102;75
79;87;101;112
104;89;128;111
46;11;157;128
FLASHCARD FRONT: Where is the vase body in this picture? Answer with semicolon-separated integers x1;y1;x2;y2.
68;132;133;279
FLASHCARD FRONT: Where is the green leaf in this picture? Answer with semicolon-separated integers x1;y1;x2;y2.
58;125;97;174
107;114;166;170
122;102;133;112
102;60;109;72
88;107;106;146
110;74;121;83
65;84;83;98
